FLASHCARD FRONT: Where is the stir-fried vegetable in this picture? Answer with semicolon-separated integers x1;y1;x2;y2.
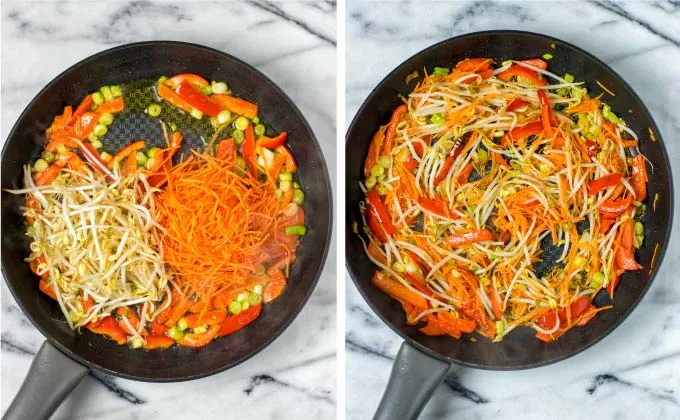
359;57;648;343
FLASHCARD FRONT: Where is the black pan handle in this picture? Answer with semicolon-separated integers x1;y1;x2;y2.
373;341;452;420
3;341;89;420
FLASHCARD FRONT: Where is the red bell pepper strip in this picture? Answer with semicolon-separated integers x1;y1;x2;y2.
177;324;220;347
616;219;642;270
74;111;100;139
39;278;57;300
211;94;258;119
366;208;387;242
521;58;548;70
275;145;297;173
419;314;449;336
216;138;235;161
257;132;288;149
587;173;622;196
439;312;476;333
242;124;258;178
184;308;227;329
150;322;170;335
446;229;493;247
95;97;125;114
60;106;73;129
455;58;492;73
372;271;428;309
536;310;558;330
630;155;647;200
34;163;65;186
489;288;504;320
600;195;633;218
419;197;450;218
365;128;385;177
507;98;529;112
501;121;543;145
65;95;94;128
599;217;615;235
143;335;175;350
108;140;146;170
164;73;209;89
87;316;127;345
497;65;546;86
433;131;471;186
585;140;599;158
176;81;221;117
537;90;555;137
366;189;396;236
383;104;407;156
560;296;591;324
264;276;287;303
219;304;262;337
269;153;286;181
157;82;194;114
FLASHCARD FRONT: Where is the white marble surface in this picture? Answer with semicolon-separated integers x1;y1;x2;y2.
1;1;336;419
346;1;680;419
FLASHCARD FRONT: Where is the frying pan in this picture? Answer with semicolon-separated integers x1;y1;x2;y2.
345;30;673;419
1;41;332;420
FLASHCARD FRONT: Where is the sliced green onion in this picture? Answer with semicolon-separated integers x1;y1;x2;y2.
376;184;389;195
217;110;231;125
177;317;188;331
293;189;305;205
93;124;108;137
433;67;449;76
249;292;262;305
365;176;377;189
167;326;184;340
285;225;306;236
87;132;98;142
100;86;113;103
201;85;212;96
430;113;445;125
211;82;228;94
542;53;553;60
591;272;605;290
92;92;104;105
91;140;103;150
157;76;167;83
378;155;391;168
100;152;112;162
192;326;208;335
129;337;143;348
370;164;384;177
251;116;260;124
190;108;203;120
43;152;55;164
145;158;156;170
110;85;122;97
279;172;293;182
253;284;263;295
99;113;114;125
34;159;49;172
293;182;301;190
169;123;178;132
147;147;161;158
233;129;245;144
136;152;148;166
477;148;488;163
254;124;266;137
564;73;575;83
280;180;292;192
634;221;644;235
234;116;249;131
229;300;242;315
147;104;162;118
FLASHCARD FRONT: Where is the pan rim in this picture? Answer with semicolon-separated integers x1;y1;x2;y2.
345;29;674;370
1;40;334;382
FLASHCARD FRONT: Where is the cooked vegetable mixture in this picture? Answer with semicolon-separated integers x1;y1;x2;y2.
8;73;305;349
359;57;649;343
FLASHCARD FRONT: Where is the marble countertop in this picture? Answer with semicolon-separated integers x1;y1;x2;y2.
1;1;336;419
345;1;680;419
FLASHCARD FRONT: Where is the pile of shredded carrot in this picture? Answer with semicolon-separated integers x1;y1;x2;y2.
154;149;290;305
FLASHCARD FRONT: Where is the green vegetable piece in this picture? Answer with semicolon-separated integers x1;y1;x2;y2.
285;225;306;236
251;116;260;124
249;292;262;305
192;326;208;334
229;300;242;315
34;159;49;172
190;108;203;120
93;124;108;137
136;152;148;166
177;317;188;331
293;189;305;205
254;123;266;137
279;172;293;182
233;129;245;144
378;155;391;168
91;140;103;150
591;271;605;290
564;73;575;83
365;176;377;189
280;180;292;192
92;92;104;105
370;164;385;177
495;320;505;336
234;116;249;131
634;234;644;249
217;110;231;125
129;337;143;349
212;82;228;95
542;53;553;60
376;184;389;195
477;148;488;163
293;182;301;190
43;151;55;164
145;158;156;170
430;113;445;125
157;76;167;83
634;221;644;235
110;85;122;97
100;86;113;103
99;113;114;125
147;147;161;158
147;104;162;118
433;67;450;76
167;326;184;340
201;85;212;96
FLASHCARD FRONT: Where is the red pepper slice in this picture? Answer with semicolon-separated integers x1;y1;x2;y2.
600;195;632;218
74;111;100;139
150;322;170;335
585;140;599;157
263;276;287;303
143;335;175;350
177;324;220;347
366;208;387;242
65;95;94;128
445;229;493;247
615;219;641;270
95;97;125;114
269;153;286;181
507;98;529;112
439;312;477;334
372;271;428;310
257;132;288;149
366;189;396;236
455;58;492;73
419;197;451;218
216;138;235;161
537;90;555;137
108;140;146;170
242;124;258;178
211;94;258;119
87;316;127;345
588;173;622;196
501;121;543;146
39;278;57;300
165;73;209;89
521;58;549;70
383;104;408;156
157;82;194;114
275;145;297;173
497;65;546;86
183;308;227;329
176;81;221;116
433;132;471;186
630;155;647;200
218;304;262;337
536;310;558;330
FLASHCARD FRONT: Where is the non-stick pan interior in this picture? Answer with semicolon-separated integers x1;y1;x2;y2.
345;31;673;369
1;41;332;381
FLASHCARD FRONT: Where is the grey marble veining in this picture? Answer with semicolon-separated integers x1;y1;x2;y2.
1;1;336;419
345;1;680;419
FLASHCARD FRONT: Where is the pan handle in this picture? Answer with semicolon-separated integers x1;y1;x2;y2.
373;341;451;420
3;341;89;420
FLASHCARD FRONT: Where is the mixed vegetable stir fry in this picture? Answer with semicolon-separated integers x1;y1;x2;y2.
8;73;305;349
358;57;650;343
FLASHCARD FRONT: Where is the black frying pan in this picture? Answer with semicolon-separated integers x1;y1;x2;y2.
345;30;673;419
1;41;332;420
